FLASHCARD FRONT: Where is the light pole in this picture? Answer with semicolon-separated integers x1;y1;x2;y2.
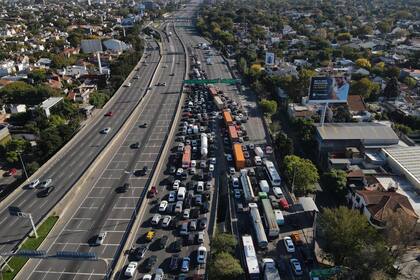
18;152;28;180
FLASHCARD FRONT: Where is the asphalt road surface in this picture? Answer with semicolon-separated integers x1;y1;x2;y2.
18;23;186;280
0;38;161;256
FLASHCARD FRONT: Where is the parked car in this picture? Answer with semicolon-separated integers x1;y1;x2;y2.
169;254;180;271
131;244;148;261
145;230;155;242
159;200;168;212
197;246;207;264
124;261;138;277
151;214;161;226
181;257;190;272
95;232;107;245
273;187;283;198
144;255;157;272
279;198;290;210
158;235;168;249
283;236;295;253
154;268;164;280
290;258;303;276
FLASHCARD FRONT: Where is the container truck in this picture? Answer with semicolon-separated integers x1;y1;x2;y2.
213;96;224;110
228;125;239;142
259;180;270;193
249;203;268;249
240;169;255;202
182;145;191;168
261;198;280;238
200;133;208;158
233;143;246;170
223;111;233;126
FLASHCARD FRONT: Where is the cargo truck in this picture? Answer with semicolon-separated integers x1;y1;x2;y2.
228;125;239;142
213;96;224;110
200;133;208;158
233;143;246;170
223;111;233;126
182;145;191;168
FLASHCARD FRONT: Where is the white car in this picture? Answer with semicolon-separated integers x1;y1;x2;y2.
197;246;207;264
229;167;236;175
283;236;295;253
142;274;152;280
101;127;111;134
209;164;214;172
226;154;233;161
183;208;190;219
28;179;40;189
39;178;52;189
273;187;283;198
168;191;176;202
210;157;216;164
151;214;161;226
232;177;239;188
234;189;241;199
176;168;184;176
154;268;164;280
124;261;137;277
159;200;168;212
161;215;172;228
95;232;107;245
173;180;180;190
196;181;204;193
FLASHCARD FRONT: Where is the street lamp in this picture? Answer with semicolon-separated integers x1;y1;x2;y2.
18;151;28;180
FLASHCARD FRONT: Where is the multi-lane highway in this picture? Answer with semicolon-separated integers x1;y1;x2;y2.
0;38;161;256
17;21;187;280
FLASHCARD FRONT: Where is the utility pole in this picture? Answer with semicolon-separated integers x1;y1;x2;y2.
18;152;28;180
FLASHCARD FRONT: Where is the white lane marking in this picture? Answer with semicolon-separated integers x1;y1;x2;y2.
33;270;106;277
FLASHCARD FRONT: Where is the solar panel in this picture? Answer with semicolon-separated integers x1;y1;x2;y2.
56;251;97;260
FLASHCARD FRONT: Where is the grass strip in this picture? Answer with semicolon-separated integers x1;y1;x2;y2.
0;215;59;280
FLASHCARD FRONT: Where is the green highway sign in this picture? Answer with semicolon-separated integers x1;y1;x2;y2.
310;267;341;277
183;78;241;85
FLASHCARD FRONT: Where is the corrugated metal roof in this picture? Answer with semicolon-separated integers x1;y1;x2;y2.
316;123;398;141
383;146;420;184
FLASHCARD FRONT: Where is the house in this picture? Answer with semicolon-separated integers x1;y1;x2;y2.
67;83;97;103
0;60;15;77
35;58;52;68
9;104;27;114
39;97;63;117
349;189;418;229
347;95;371;122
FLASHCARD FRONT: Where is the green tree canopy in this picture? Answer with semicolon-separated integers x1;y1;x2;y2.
318;207;395;279
355;58;371;69
211;233;237;255
350;77;380;99
283;155;319;195
208;252;243;280
274;132;293;161
259;99;277;115
383;77;400;99
320;169;347;201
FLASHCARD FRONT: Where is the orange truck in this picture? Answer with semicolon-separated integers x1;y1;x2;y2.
223;111;233;126
233;143;246;170
182;145;191;168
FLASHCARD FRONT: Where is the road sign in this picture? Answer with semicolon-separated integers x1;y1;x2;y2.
56;251;97;260
310;267;341;277
183;78;241;85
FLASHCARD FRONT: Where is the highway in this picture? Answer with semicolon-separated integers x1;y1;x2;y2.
0;38;161;256
16;21;187;280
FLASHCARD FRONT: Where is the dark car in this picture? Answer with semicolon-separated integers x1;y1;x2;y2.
169;254;180;271
140;123;148;128
169;166;176;174
144;255;157;272
131;142;140;149
117;183;130;193
158;235;168;250
142;166;148;175
131;244;148;261
201;202;209;214
172;239;182;252
38;186;55;197
198;217;207;230
190;208;200;219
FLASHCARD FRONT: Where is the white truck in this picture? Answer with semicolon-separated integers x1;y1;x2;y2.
255;146;264;158
201;133;208;158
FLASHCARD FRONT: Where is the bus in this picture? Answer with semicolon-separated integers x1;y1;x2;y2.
182;145;191;168
249;203;268;249
261;199;280;238
242;235;260;280
240;169;255;202
263;160;281;187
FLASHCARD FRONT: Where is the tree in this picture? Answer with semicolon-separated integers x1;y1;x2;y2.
28;69;47;84
377;21;392;33
26;161;40;175
334;105;352;123
403;76;417;89
355;58;371;70
383;77;400;99
90;91;109;108
350;77;380;99
274;133;293;161
283;155;318;195
211;233;237;255
208;252;243;280
336;32;351;41
259;99;277;115
318;207;394;279
321;169;347;201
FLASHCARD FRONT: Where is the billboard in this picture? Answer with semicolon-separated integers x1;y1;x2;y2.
80;40;103;54
265;52;275;66
307;76;349;104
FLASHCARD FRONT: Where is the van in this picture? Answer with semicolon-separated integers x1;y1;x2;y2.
196;181;204;193
259;180;270;193
180;222;189;235
177;187;186;201
254;156;262;165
